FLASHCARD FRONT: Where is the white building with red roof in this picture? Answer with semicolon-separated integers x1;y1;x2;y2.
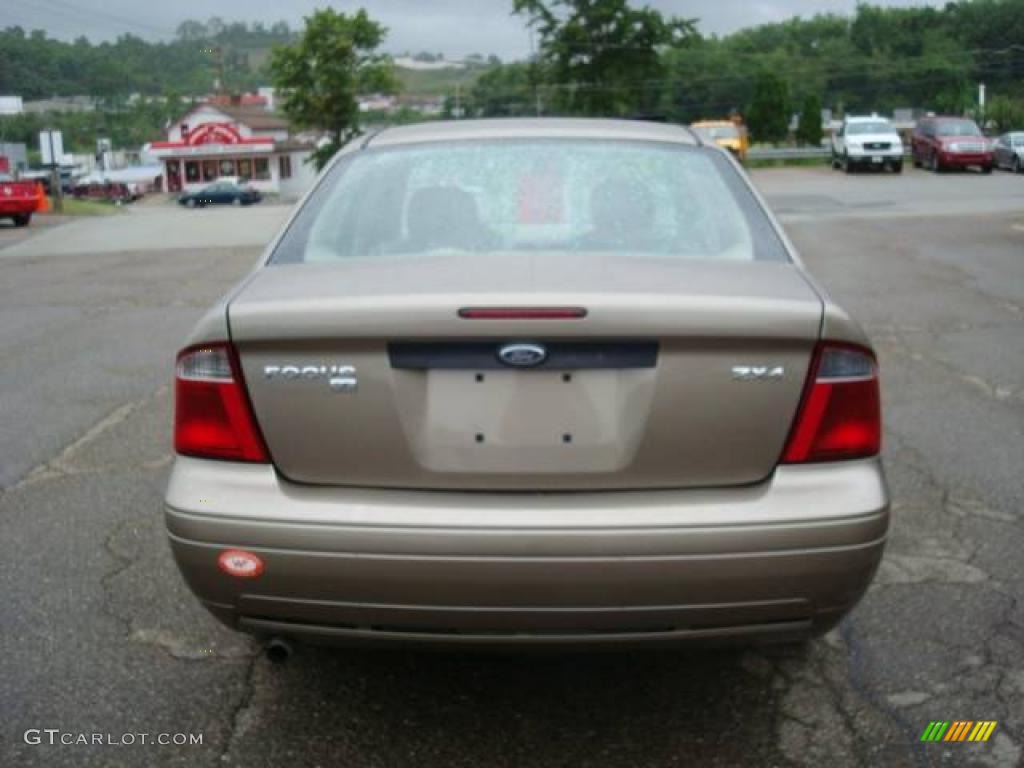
145;100;318;199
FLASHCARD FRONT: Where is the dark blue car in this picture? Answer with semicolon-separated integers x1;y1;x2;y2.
179;181;261;208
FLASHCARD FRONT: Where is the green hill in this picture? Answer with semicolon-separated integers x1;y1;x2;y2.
394;65;484;99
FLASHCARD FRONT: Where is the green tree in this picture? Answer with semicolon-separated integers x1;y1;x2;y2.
512;0;696;117
268;8;395;169
985;95;1024;133
747;72;790;144
469;62;535;117
795;94;823;146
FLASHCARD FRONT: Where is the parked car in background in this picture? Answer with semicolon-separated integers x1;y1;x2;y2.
831;116;904;173
0;173;41;226
22;168;75;196
689;120;749;162
165;118;888;650
911;116;993;173
992;132;1024;173
72;179;138;204
178;180;261;208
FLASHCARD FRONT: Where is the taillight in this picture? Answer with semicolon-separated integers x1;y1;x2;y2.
174;343;269;462
781;343;881;463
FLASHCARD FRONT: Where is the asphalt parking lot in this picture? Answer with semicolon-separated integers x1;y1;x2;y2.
1;165;1022;767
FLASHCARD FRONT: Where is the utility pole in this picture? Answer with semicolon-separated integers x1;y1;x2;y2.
529;26;542;117
45;129;63;214
454;82;462;119
213;45;226;95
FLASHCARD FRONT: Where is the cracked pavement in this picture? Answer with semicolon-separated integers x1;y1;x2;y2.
1;168;1021;767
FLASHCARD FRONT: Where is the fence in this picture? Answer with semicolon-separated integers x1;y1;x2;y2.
749;145;912;159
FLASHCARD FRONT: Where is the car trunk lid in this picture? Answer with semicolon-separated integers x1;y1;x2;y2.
229;253;823;490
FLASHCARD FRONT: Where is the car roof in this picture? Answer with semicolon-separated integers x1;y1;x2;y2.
365;118;699;149
844;115;891;123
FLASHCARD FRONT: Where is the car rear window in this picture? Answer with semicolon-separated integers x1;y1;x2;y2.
933;120;981;136
847;122;893;135
271;139;788;264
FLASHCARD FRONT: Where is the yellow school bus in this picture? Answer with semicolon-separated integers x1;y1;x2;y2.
690;119;749;163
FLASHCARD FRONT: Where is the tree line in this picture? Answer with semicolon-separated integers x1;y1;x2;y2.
470;0;1024;140
0;98;189;158
0;19;295;102
0;19;295;154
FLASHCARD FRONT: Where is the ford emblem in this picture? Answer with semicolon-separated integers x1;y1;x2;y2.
497;343;547;368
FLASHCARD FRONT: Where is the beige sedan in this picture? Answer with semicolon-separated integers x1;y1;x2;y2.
166;118;887;655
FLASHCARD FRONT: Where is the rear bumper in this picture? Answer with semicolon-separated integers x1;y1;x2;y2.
938;152;993;168
847;151;902;166
165;457;889;647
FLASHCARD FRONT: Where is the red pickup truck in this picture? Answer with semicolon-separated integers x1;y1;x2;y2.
0;175;42;226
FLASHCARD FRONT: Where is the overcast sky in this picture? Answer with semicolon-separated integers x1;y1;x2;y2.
3;0;945;59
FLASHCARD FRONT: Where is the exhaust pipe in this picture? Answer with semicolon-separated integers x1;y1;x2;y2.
265;637;294;664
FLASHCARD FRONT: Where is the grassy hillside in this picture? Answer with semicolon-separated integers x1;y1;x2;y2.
394;66;484;99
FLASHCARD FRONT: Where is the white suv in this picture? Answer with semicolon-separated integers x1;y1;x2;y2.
832;116;904;174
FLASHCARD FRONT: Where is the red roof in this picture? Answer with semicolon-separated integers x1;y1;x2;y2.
208;93;268;108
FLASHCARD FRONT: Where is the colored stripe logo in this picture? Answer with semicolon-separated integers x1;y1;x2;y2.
920;721;997;742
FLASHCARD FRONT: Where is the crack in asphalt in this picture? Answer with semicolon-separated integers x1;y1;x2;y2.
873;437;995;591
890;228;1024;322
219;654;261;765
11;386;169;490
128;628;255;662
983;591;1023;751
859;418;1022;764
839;619;932;768
875;331;1023;409
767;633;916;768
99;517;138;635
16;382;270;766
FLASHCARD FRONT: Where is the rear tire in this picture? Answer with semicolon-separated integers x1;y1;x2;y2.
12;213;31;227
843;153;855;174
929;151;942;173
232;197;242;207
1015;157;1022;174
185;198;196;209
982;164;993;175
892;160;903;174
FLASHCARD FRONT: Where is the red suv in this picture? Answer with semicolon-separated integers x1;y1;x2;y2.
912;116;993;173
